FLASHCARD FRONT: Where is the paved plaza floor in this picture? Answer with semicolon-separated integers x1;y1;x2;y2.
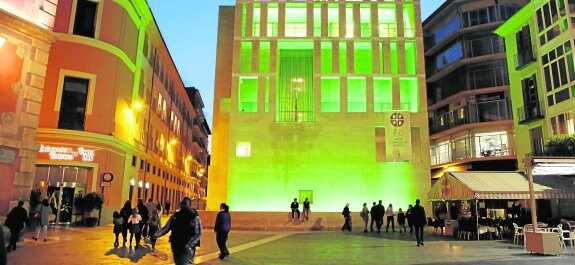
5;225;575;264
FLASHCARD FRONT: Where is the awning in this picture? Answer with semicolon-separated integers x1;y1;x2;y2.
428;171;575;201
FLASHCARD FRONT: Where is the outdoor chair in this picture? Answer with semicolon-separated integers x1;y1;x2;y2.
513;223;523;245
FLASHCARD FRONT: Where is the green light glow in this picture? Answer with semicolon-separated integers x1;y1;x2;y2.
259;41;270;74
321;42;333;74
405;41;417;74
403;4;415;37
354;41;373;74
390;41;399;74
400;77;419;112
240;41;252;73
321;77;340;112
374;77;393;112
239;77;258;112
348;77;367;112
339;42;347;74
241;4;247;37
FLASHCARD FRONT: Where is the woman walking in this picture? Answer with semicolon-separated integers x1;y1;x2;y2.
112;211;123;247
214;203;231;260
148;211;161;251
119;200;132;247
397;208;407;233
341;203;352;232
127;208;142;249
33;199;51;242
361;202;370;233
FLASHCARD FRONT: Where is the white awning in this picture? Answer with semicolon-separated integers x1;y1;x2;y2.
428;171;575;201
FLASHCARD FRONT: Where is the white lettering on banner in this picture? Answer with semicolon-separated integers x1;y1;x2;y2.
384;112;412;162
39;144;96;162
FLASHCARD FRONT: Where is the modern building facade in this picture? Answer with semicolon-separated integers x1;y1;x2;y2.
1;0;209;223
424;0;528;179
210;0;431;212
0;0;56;218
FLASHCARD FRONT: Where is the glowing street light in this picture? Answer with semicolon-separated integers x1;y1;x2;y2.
0;36;5;48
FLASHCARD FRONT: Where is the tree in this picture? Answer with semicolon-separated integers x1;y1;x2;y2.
545;135;575;156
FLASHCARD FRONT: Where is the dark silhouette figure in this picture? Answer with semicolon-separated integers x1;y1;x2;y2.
341;203;352;232
303;198;311;221
412;199;427;246
397;208;407;233
214;203;231;260
374;200;385;233
4;201;29;252
119;200;132;247
112;211;122;247
406;204;414;234
136;199;149;237
290;198;300;221
369;202;376;232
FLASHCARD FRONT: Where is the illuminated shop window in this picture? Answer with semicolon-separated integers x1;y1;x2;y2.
239;77;258;112
378;5;396;38
373;77;393;112
403;4;416;37
348;77;367;113
354;41;372;74
399;77;418;112
475;132;509;158
285;4;307;37
321;77;340;113
236;142;251;157
73;0;98;38
58;77;89;130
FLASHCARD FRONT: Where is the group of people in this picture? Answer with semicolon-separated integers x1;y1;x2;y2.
354;199;428;246
290;198;311;221
113;197;232;264
4;199;53;253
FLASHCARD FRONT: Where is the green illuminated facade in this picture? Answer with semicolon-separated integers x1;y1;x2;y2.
210;0;431;212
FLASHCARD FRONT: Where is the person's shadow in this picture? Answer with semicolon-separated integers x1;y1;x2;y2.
104;244;167;263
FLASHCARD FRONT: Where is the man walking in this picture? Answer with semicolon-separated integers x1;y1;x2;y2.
4;201;29;252
375;200;385;233
412;199;427;246
214;203;231;260
154;197;202;265
369;202;376;232
385;204;395;233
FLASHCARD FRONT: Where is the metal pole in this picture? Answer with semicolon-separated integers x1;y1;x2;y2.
98;185;104;226
525;158;538;231
475;199;479;241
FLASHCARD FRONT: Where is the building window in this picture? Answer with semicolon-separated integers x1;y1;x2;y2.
378;4;396;38
58;77;89;130
403;4;415;37
239;77;258;112
320;77;340;113
515;25;534;69
236;142;251;157
373;78;393;112
399;77;419;112
132;156;137;167
354;42;373;74
285;4;307;37
475;132;509;158
73;0;98;38
347;77;367;113
277;46;314;122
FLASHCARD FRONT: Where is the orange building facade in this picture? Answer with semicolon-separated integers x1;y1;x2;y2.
1;0;210;223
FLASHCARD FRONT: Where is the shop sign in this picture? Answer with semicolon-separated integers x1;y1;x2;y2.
0;146;17;163
384;111;412;162
39;144;95;162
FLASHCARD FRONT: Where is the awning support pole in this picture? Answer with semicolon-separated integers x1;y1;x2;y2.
475;199;479;241
524;157;538;232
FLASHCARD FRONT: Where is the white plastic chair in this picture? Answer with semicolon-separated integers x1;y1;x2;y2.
513;223;523;245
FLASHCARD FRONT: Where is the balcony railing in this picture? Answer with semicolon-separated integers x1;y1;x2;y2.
430;146;515;166
517;101;544;124
429;99;512;134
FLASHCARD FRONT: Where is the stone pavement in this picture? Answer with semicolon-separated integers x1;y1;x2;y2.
5;225;575;265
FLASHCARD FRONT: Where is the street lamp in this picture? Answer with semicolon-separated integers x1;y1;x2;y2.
0;36;5;48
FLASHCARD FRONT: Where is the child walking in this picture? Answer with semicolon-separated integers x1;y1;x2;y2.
112;211;123;247
397;208;407;233
148;211;161;251
127;208;142;249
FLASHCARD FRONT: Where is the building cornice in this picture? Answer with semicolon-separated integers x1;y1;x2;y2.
0;9;56;43
495;2;534;37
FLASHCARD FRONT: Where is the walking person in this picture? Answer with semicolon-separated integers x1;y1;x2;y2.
4;201;29;252
302;198;311;221
154;197;202;265
112;211;123;247
137;199;149;238
397;208;407;233
127;208;142;249
386;204;395;233
412;199;427;247
369;202;376;232
290;198;300;221
406;204;414;234
164;200;171;216
33;199;51;242
148;211;161;251
155;201;163;222
0;226;6;265
120;200;132;247
145;198;156;235
341;203;352;232
360;203;369;233
214;203;231;260
375;200;385;233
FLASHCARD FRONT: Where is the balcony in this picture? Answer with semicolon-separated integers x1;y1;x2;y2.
514;50;536;70
430;99;512;135
517;101;544;124
430;145;515;166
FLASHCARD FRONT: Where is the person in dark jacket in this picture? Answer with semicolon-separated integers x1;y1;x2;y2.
0;226;6;265
341;203;352;232
374;200;385;233
406;204;414;234
4;201;29;252
214;203;231;260
369;202;376;232
290;198;300;221
119;200;132;247
412;199;427;246
136;199;149;237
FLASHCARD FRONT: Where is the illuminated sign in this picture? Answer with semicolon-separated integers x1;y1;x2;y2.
385;112;412;162
39;144;95;162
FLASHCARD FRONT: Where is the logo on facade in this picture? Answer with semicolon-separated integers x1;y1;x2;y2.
390;113;405;127
39;144;95;162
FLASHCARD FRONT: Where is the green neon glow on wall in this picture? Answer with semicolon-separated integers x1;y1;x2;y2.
265;77;270;112
321;77;340;112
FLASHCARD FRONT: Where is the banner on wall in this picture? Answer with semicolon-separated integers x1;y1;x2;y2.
384;111;412;162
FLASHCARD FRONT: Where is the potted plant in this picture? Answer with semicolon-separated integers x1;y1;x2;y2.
74;192;103;227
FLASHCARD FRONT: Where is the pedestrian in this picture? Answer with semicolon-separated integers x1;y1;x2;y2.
360;202;369;233
164;200;171;216
146;198;156;222
214;203;231;260
112;211;123;247
137;199;149;238
302;198;311;221
406;204;414;234
290;198;300;221
128;208;142;249
155;200;163;222
386;204;395;232
341;203;352;232
412;199;427;247
4;201;29;252
369;202;376;232
148;210;161;251
0;226;6;265
154;197;202;265
120;200;132;247
32;199;51;242
375;200;385;233
397;208;407;233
